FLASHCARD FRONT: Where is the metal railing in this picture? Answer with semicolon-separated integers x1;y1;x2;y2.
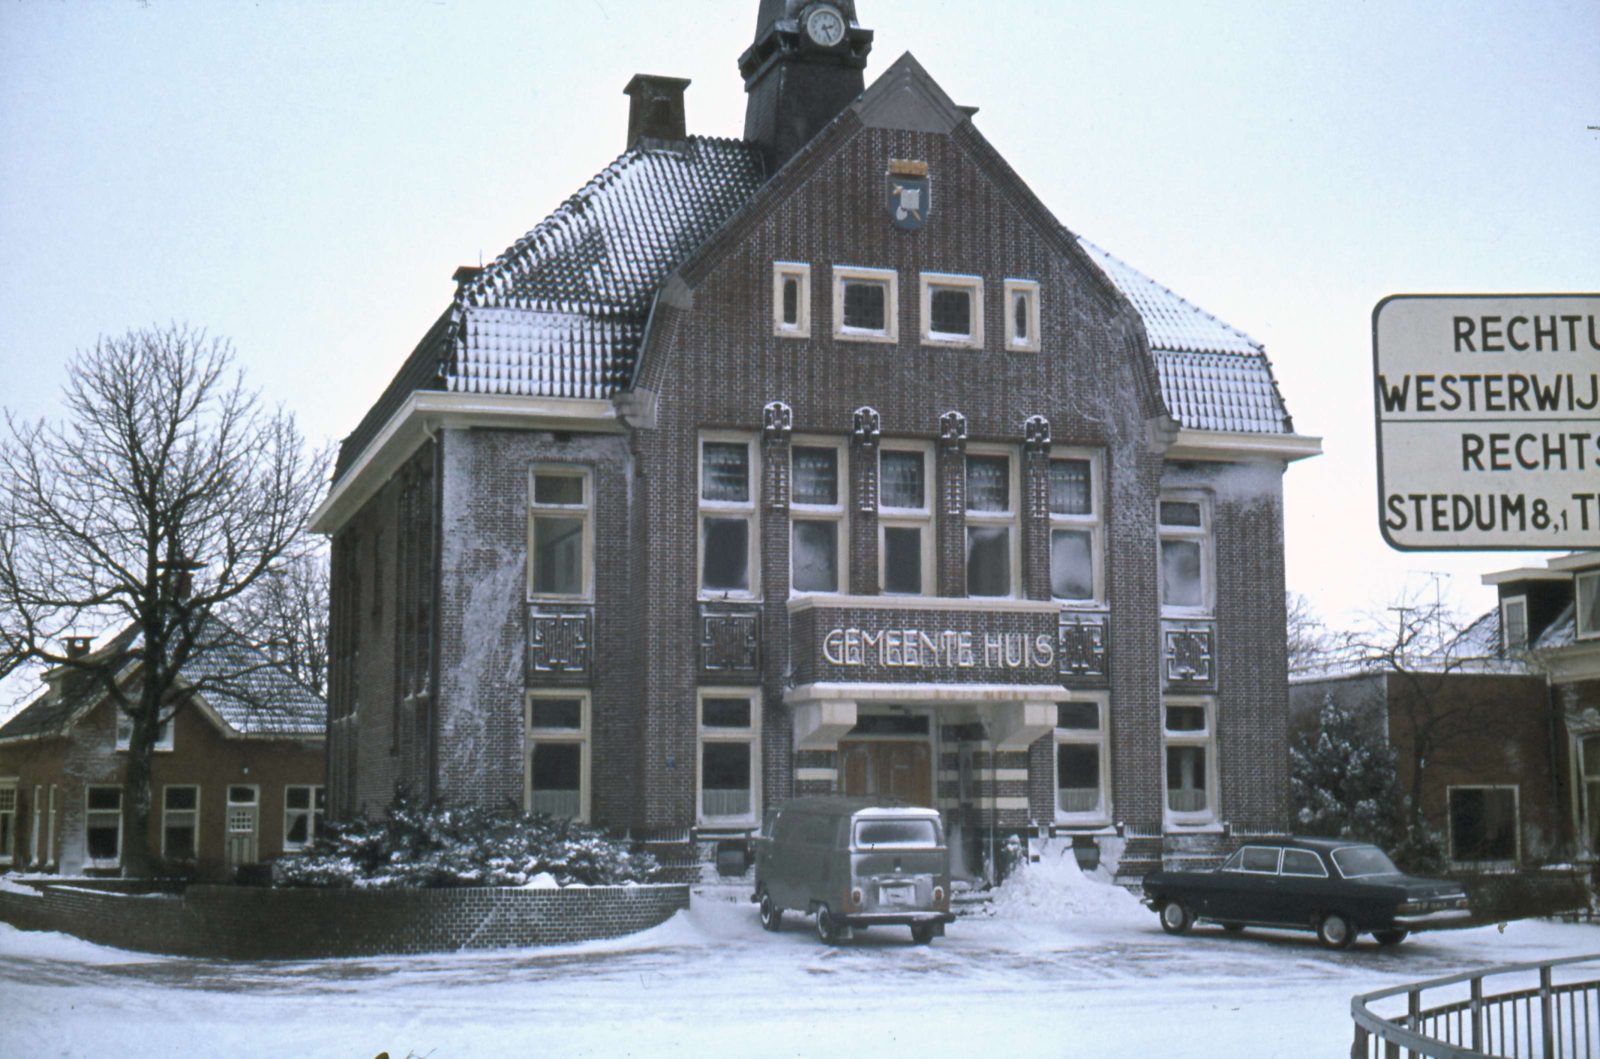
1352;953;1600;1058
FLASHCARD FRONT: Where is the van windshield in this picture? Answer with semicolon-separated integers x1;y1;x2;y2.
853;819;938;848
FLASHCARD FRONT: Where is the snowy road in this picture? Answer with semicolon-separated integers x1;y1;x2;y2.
2;877;1597;1059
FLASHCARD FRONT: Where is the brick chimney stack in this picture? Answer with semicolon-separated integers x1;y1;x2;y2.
623;74;691;148
64;635;94;659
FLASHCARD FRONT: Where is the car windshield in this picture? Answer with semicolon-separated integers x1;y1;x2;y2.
853;819;938;848
1331;846;1399;878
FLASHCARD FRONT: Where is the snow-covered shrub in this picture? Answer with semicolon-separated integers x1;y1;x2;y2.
272;794;659;889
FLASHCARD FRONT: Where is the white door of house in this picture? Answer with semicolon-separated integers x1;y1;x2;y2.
225;785;259;870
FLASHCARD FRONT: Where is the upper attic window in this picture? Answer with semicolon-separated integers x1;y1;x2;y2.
920;273;984;349
1501;596;1529;652
833;266;898;343
773;262;810;338
1578;571;1600;640
1005;279;1041;352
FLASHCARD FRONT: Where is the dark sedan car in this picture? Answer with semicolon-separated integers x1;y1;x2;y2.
1142;837;1470;949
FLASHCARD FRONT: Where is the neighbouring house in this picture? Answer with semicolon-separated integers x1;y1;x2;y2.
0;622;325;880
311;0;1320;882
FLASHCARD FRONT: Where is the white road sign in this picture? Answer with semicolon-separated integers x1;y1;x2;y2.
1372;294;1600;550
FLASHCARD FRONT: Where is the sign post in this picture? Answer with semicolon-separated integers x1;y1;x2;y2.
1372;294;1600;550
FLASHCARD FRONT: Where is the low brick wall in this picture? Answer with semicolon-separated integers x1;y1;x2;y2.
0;881;689;959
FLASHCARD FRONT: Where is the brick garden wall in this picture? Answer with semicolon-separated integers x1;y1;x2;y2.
0;881;688;959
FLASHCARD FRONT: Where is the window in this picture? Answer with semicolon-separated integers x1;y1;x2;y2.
700;437;758;597
773;261;811;337
46;785;57;866
879;446;933;595
85;786;122;867
1448;785;1519;866
529;467;591;599
965;450;1017;597
1578;572;1600;640
284;786;325;851
526;692;589;821
1225;846;1280;874
1049;454;1102;603
1004;278;1041;352
1159;495;1212;613
791;442;845;594
161;786;199;861
919;273;984;348
115;710;174;752
1163;698;1214;819
1501;596;1529;652
1054;697;1109;821
0;785;15;865
832;266;898;343
30;784;42;866
1281;848;1328;878
699;691;760;825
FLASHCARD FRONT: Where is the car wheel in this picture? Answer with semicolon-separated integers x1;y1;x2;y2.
1159;900;1193;935
1221;922;1245;934
910;922;936;946
1317;912;1355;950
758;891;783;933
815;903;842;945
1373;930;1408;947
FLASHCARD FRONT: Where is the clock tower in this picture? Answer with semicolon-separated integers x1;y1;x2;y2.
739;0;874;173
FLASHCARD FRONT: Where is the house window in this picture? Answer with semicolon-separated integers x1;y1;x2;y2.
965;450;1017;597
832;266;898;343
1583;736;1600;853
284;786;325;851
529;467;591;599
700;437;757;597
0;785;15;865
773;262;811;337
1049;454;1102;603
1448;785;1519;867
115;710;174;752
699;691;760;825
919;273;984;348
47;785;57;866
161;786;199;861
1501;596;1529;652
1004;278;1041;352
879;446;932;595
1055;698;1109;821
526;692;589;821
1159;495;1212;613
30;784;42;866
85;786;122;867
1163;699;1214;819
1578;571;1600;640
791;442;845;594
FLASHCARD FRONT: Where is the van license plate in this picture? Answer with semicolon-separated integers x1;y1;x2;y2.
880;884;915;906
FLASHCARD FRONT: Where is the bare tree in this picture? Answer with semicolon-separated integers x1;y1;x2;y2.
1285;591;1335;675
224;542;330;696
0;326;328;875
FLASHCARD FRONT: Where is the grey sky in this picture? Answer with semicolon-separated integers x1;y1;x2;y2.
2;0;1597;627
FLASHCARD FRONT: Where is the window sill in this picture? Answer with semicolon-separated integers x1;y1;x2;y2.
774;326;810;340
527;594;595;605
1053;814;1111;829
1006;342;1042;354
1163;818;1223;833
834;328;897;344
921;334;982;349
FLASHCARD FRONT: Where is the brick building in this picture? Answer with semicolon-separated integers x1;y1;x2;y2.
0;623;325;881
312;1;1319;880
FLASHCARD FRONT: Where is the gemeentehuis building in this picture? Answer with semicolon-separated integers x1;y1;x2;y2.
311;0;1321;881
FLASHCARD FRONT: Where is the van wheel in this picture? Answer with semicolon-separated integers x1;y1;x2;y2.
910;923;936;946
758;891;782;933
1159;900;1193;935
1373;930;1408;947
815;904;843;945
1317;912;1355;950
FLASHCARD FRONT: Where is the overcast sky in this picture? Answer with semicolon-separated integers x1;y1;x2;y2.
2;0;1597;633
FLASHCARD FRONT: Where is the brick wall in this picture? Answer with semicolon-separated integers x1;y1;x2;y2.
0;881;688;959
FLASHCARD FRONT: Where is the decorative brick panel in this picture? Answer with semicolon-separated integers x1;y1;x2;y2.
1057;611;1110;684
526;605;594;683
1162;619;1216;689
698;605;762;680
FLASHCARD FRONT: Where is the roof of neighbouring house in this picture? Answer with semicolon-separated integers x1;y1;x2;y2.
0;618;325;743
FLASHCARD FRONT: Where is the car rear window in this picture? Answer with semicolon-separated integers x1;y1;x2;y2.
1281;849;1328;877
1331;846;1400;878
853;819;938;848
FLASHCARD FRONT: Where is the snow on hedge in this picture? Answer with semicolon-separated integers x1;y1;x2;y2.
988;841;1147;925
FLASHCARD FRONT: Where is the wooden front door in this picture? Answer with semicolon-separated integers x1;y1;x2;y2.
839;740;934;807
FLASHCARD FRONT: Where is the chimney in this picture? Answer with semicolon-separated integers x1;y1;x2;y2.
623;74;691;148
452;265;484;298
64;635;93;659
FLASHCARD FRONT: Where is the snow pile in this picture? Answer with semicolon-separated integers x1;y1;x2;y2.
988;843;1147;926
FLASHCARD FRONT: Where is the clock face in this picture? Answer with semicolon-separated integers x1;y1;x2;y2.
804;5;846;47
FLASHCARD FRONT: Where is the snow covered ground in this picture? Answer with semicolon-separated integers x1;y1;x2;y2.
3;852;1597;1059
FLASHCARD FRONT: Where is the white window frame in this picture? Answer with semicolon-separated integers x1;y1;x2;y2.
1447;783;1521;869
1048;450;1104;606
697;688;761;827
0;781;16;866
528;465;594;601
1003;278;1041;352
1053;694;1111;826
1159;492;1213;616
964;445;1020;598
878;443;934;596
790;438;847;596
832;265;899;344
525;690;591;823
1577;571;1600;641
84;784;123;868
160;784;200;861
773;261;811;338
919;272;984;349
1501;595;1529;652
46;785;57;867
282;785;325;852
115;710;174;752
1162;696;1217;826
699;434;760;600
30;783;42;866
